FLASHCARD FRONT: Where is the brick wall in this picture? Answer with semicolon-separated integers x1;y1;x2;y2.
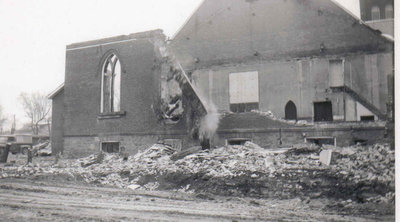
62;30;194;156
170;0;392;70
63;135;157;158
215;124;385;148
51;89;64;154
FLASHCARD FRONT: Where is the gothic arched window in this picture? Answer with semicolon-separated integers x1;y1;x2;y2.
285;100;297;121
101;54;121;113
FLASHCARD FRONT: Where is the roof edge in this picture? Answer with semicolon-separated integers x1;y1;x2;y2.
329;0;361;21
67;29;165;50
330;0;394;44
48;83;64;99
170;0;205;41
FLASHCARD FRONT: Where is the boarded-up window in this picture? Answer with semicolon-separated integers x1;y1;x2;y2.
229;71;259;112
371;6;381;20
329;60;344;87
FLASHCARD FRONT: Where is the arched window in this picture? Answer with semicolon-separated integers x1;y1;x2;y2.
285;101;297;121
371;6;381;20
385;4;394;19
101;54;121;113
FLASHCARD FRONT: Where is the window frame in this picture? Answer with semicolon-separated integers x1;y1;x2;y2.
101;141;120;153
100;53;122;114
328;59;344;88
228;71;260;113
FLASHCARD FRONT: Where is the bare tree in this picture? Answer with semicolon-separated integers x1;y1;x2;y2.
19;92;51;135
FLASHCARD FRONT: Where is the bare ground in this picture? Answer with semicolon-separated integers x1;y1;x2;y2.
0;177;394;222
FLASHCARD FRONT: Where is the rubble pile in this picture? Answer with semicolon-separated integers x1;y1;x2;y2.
0;142;394;202
330;144;395;199
172;142;308;177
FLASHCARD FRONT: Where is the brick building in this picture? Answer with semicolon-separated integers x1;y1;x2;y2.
50;0;394;157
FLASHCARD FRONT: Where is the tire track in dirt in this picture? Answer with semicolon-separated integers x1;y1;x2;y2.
0;178;386;221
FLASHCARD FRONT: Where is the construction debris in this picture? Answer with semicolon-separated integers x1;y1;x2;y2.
319;150;333;166
251;110;313;126
0;142;394;203
36;142;52;156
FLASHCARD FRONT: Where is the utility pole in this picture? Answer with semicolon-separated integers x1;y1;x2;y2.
10;115;16;135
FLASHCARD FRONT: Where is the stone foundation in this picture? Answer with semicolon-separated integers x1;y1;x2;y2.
215;124;386;148
63;123;386;158
63;134;168;158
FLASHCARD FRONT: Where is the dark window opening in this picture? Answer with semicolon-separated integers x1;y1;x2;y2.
360;115;375;121
200;138;211;150
306;138;335;146
314;101;333;122
230;103;259;113
354;139;367;145
285;101;297;120
101;142;120;153
227;138;251;145
7;136;16;142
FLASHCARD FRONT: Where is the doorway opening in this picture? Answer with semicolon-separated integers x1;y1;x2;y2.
285;100;297;121
314;101;333;122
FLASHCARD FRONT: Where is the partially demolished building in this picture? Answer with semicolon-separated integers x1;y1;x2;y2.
49;0;394;157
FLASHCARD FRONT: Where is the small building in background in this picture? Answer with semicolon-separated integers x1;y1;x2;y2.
359;0;394;36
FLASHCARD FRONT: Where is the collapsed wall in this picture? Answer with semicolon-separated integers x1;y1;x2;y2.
152;38;219;148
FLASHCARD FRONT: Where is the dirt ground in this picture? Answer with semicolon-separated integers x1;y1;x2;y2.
0;177;394;222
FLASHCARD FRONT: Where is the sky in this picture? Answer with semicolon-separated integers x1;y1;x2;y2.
0;0;360;130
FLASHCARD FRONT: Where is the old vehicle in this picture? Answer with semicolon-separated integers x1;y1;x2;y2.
0;135;50;155
12;135;33;154
0;135;33;154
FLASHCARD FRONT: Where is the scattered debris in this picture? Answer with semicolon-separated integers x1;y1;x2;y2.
36;142;52;156
80;152;104;167
170;146;202;161
251;110;313;126
319;150;332;166
0;142;394;203
127;184;140;190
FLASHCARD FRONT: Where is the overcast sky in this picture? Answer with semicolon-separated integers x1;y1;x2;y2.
0;0;360;129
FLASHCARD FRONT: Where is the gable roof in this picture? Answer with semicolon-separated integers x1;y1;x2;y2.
170;0;393;69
